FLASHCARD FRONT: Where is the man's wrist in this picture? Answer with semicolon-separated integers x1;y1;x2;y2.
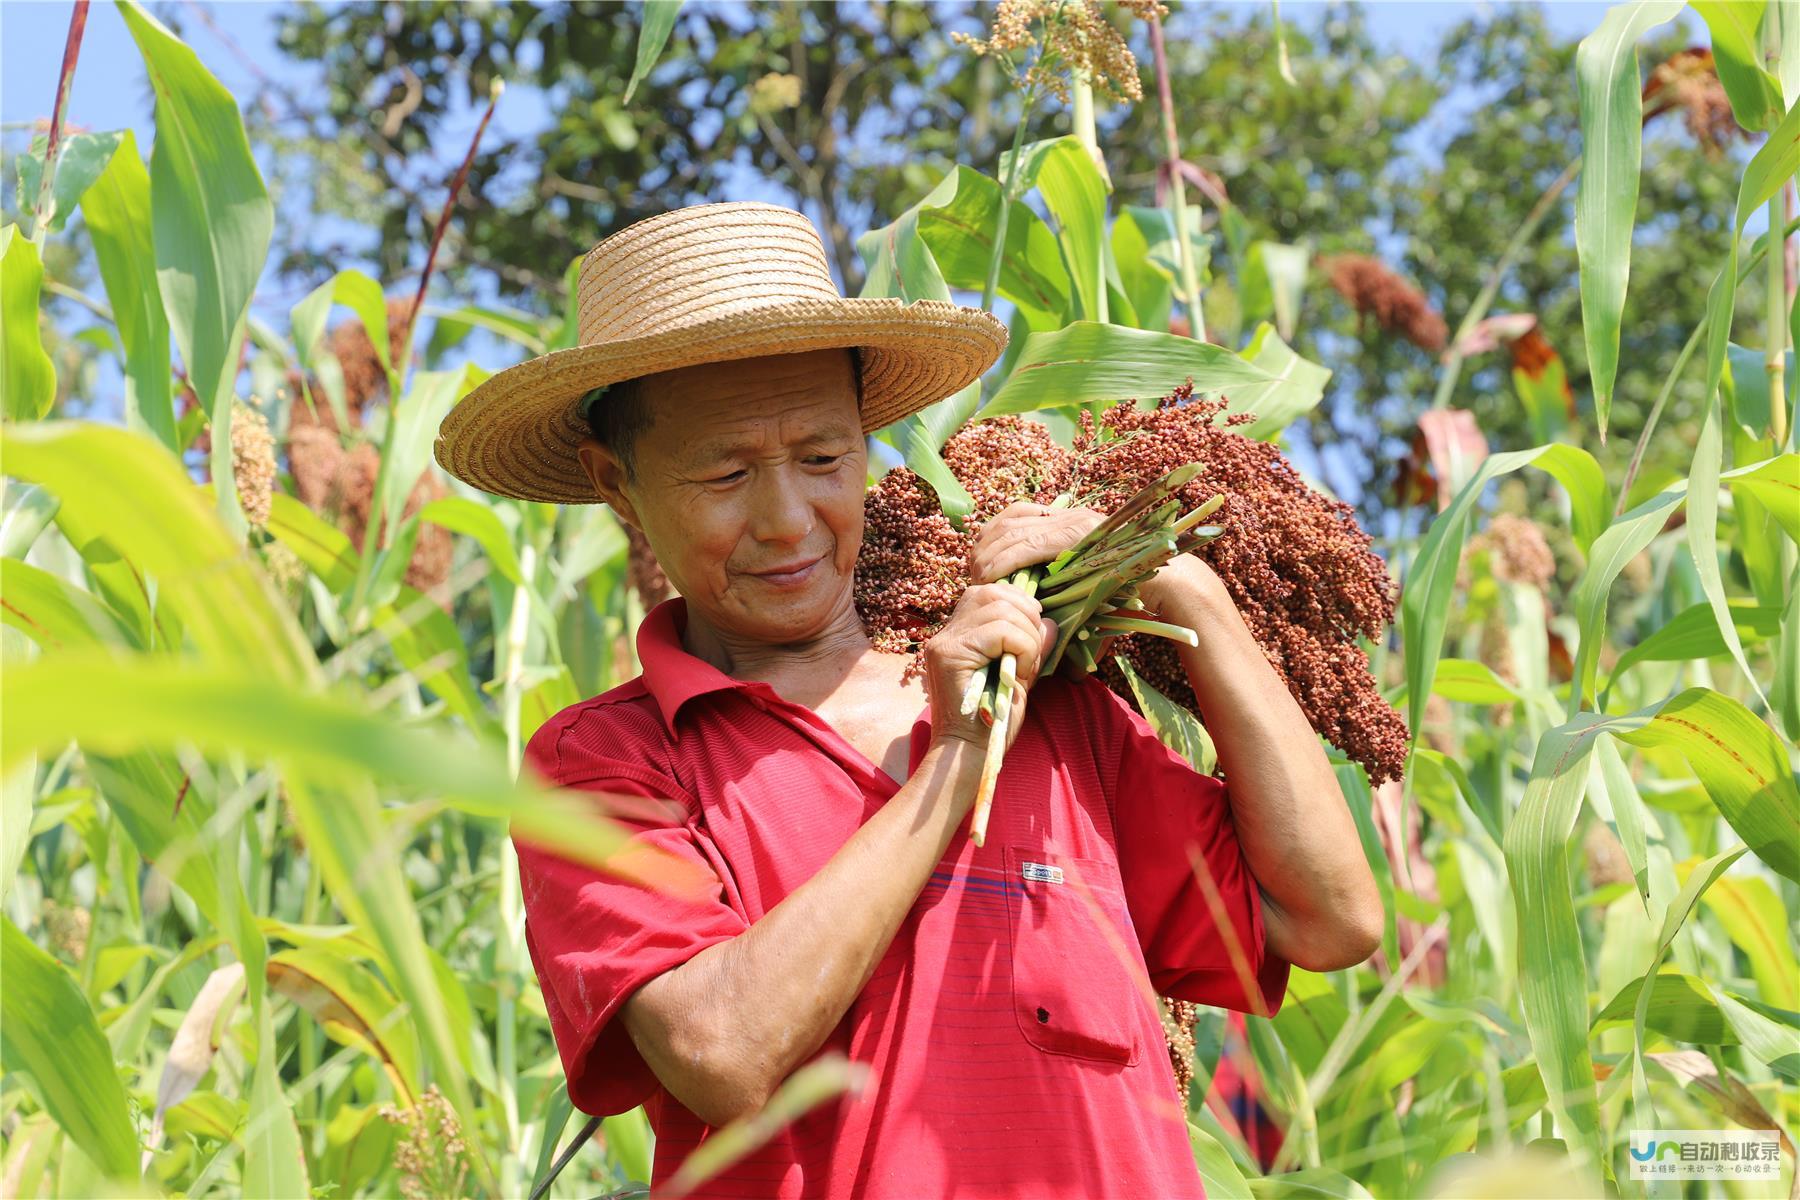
1138;554;1232;621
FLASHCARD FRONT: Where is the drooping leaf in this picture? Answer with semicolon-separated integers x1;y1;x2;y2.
1605;600;1783;685
243;1001;310;1199
1613;689;1800;882
978;322;1275;419
1225;323;1332;440
1574;0;1685;437
623;0;684;102
1686;398;1767;705
1695;1;1786;131
268;947;422;1103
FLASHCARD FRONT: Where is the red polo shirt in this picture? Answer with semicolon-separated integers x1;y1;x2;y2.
516;597;1289;1198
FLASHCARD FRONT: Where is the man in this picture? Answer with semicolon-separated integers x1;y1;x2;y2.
433;201;1381;1198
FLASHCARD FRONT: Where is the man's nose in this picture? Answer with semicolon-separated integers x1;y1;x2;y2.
747;463;815;544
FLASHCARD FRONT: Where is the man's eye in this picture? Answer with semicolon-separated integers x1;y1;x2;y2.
709;469;747;484
807;453;846;467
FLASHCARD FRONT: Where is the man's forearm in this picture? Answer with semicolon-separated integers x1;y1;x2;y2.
1141;560;1381;971
623;737;985;1125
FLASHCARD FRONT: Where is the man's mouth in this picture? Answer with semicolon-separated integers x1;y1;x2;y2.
751;555;824;586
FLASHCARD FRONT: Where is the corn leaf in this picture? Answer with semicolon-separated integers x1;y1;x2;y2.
243;1001;310;1199
1605;600;1783;685
1226;323;1332;439
1574;0;1684;438
1686;400;1767;707
978;321;1274;419
1700;875;1800;1009
1695;1;1786;131
1033;137;1109;322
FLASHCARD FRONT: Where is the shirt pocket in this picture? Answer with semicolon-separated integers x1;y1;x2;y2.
1002;843;1142;1066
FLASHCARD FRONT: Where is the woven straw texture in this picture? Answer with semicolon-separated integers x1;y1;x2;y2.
434;201;1008;504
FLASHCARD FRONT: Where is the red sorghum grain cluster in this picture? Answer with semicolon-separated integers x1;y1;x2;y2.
856;393;1410;784
1643;47;1739;155
1320;253;1448;353
285;299;452;603
1472;513;1555;589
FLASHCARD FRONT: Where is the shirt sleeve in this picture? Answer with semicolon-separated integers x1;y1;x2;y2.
515;710;749;1117
1083;677;1291;1017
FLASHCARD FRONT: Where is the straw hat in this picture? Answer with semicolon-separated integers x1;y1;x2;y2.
433;201;1009;504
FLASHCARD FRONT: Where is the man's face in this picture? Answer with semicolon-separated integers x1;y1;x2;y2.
578;348;868;645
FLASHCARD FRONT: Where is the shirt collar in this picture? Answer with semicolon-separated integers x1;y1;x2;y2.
637;596;765;736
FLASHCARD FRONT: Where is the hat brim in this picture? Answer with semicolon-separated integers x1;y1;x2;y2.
433;296;1008;504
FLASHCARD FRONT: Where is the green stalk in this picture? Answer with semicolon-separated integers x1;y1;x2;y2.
1045;540;1172;673
1766;191;1789;448
1089;613;1200;645
1045;463;1202;574
494;540;538;1200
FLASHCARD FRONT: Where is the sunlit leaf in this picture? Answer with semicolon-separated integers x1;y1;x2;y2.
1;225;56;421
1574;0;1684;437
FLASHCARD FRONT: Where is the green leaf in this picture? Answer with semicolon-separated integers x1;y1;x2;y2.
1695;1;1786;131
1686;398;1766;706
978;322;1275;419
292;270;394;395
1605;600;1783;685
856;194;979;521
419;496;522;584
1594;970;1736;1044
0;918;138;1180
1710;983;1800;1079
1189;1121;1254;1200
1567;483;1686;715
1700;875;1800;1009
1614;689;1800;882
1226;323;1332;440
1401;444;1608;737
1247;1168;1375;1199
1432;658;1521;705
79;131;175;448
1701;103;1800;422
117;0;274;533
2;421;313;678
1574;0;1684;437
1726;453;1800;542
1112;207;1175;333
624;0;684;102
1241;240;1309;342
1502;712;1615;1186
1116;655;1216;774
1032;137;1108;322
243;1001;310;1199
887;167;1071;320
16;130;123;235
1773;566;1800;742
1;225;56;421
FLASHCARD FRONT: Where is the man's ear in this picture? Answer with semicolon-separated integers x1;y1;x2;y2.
575;435;644;531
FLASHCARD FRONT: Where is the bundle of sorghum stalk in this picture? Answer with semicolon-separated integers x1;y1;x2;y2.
854;388;1410;788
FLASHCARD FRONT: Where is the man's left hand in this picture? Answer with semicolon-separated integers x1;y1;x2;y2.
967;500;1107;586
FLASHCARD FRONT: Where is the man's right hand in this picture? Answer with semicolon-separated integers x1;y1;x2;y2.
921;581;1058;752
